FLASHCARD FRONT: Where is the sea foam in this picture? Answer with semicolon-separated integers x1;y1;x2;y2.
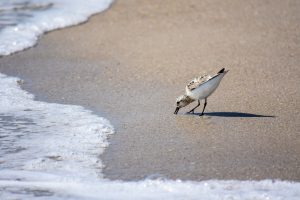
0;73;114;179
0;0;113;56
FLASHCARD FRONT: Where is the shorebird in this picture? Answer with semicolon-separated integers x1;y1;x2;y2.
174;68;229;115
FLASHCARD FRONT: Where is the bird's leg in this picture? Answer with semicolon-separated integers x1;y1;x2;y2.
200;98;207;116
187;100;200;114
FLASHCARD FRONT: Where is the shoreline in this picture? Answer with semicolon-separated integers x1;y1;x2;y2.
1;0;300;181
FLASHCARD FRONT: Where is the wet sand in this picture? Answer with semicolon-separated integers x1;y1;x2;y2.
0;0;300;181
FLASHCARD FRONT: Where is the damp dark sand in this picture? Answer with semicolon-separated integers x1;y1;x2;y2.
0;0;299;181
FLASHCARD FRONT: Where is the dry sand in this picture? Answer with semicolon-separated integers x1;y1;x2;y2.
0;0;300;181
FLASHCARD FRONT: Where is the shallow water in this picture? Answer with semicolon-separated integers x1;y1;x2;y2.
0;73;115;198
0;0;112;56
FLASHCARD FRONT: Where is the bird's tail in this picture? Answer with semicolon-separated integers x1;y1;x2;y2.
218;68;225;73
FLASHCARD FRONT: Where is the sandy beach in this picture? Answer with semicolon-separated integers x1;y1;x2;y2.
0;0;299;182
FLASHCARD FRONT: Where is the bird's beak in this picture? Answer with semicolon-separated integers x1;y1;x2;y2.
174;107;180;115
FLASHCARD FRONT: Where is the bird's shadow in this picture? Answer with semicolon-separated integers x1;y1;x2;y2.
187;112;275;118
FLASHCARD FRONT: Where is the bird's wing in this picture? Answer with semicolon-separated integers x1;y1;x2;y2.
186;68;227;91
186;74;212;91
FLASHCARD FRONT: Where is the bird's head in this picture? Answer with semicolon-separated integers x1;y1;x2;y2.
174;95;193;114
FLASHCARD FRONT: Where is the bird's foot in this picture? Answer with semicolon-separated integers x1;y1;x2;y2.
187;110;194;114
199;113;204;116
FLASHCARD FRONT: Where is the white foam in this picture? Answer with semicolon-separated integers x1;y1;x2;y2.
0;73;114;198
1;173;300;200
0;73;114;181
0;0;113;56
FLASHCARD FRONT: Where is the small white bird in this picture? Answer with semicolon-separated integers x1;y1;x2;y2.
174;68;229;115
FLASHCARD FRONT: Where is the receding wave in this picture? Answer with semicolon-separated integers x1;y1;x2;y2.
0;0;113;56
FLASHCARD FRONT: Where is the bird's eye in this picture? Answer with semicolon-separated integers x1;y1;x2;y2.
177;102;179;105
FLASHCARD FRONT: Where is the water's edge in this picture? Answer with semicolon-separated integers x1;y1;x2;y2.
0;0;300;199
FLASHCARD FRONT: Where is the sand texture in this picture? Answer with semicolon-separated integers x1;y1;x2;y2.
0;0;300;181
